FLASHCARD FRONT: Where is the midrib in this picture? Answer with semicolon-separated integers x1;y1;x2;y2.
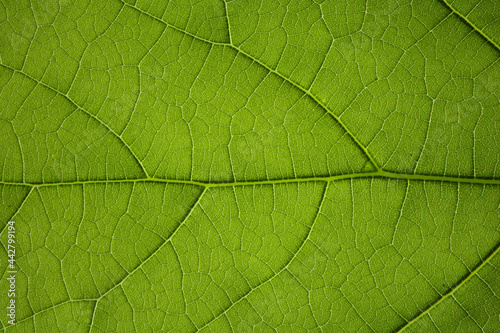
2;170;500;188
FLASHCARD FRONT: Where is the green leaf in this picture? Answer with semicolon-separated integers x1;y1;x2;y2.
1;0;499;331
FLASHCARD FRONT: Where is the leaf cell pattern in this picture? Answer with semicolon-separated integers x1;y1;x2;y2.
0;0;499;332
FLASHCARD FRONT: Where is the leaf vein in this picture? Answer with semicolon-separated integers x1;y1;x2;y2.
0;64;150;179
116;0;380;171
397;240;500;331
195;182;330;331
1;171;500;188
91;186;207;316
439;0;500;51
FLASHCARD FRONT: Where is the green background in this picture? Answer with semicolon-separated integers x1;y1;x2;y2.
0;0;499;331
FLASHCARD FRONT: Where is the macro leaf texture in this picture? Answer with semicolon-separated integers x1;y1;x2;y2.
0;0;499;331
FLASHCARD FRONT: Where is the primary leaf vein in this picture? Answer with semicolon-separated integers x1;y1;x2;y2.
1;171;499;189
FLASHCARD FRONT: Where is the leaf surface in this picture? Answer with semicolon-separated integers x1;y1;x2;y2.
0;0;499;331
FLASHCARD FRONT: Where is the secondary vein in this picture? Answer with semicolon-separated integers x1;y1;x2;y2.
195;182;330;332
0;63;150;179
397;241;500;331
117;0;381;170
439;0;500;52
